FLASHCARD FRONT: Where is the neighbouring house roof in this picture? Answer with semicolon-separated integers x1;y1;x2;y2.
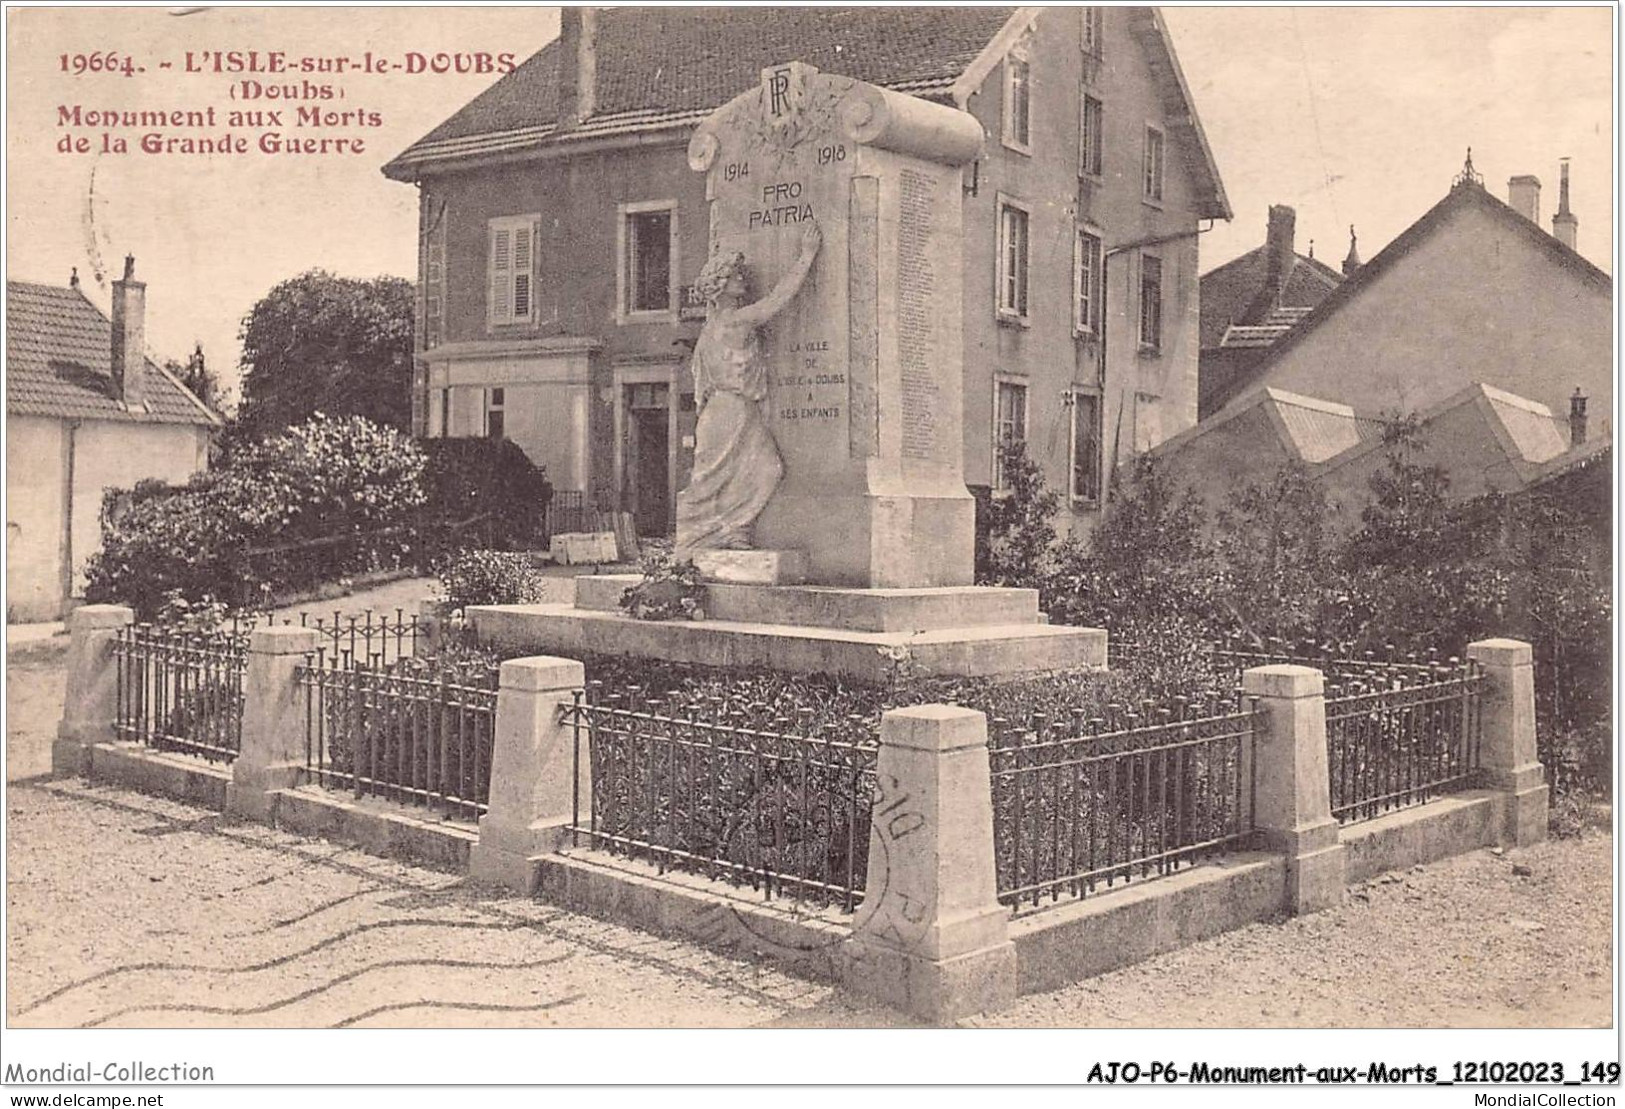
6;280;220;427
1478;382;1570;464
1199;246;1342;352
1520;434;1611;492
1206;180;1614;415
1313;382;1578;493
1148;385;1382;469
382;6;1232;220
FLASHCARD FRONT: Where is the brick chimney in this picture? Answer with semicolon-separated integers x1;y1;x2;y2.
1263;205;1295;306
1507;174;1541;224
555;7;598;130
1569;387;1587;446
110;254;146;409
1553;158;1578;251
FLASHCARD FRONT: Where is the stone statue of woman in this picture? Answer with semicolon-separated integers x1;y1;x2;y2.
675;222;822;551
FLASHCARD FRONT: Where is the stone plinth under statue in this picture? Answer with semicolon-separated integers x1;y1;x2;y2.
469;581;1104;682
471;65;1102;680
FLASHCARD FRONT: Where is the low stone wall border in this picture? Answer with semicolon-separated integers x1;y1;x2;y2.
82;742;231;811
265;787;477;873
535;849;853;984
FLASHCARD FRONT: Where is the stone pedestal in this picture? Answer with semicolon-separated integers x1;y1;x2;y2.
691;549;807;586
687;64;984;589
470;581;1104;682
1241;664;1346;914
53;604;135;774
839;705;1016;1023
469;656;587;894
1467;639;1548;848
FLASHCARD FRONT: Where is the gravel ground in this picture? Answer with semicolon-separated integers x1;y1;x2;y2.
6;777;902;1028
976;821;1614;1029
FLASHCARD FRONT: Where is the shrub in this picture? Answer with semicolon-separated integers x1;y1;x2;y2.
1042;455;1224;644
435;549;547;610
979;441;1060;587
1211;463;1341;645
84;414;425;618
419;437;553;551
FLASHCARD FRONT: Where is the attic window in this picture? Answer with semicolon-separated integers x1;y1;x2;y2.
1143;125;1166;203
1002;50;1032;153
1081;8;1104;57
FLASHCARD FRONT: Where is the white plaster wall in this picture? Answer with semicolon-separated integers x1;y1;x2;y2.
1257;203;1612;435
6;417;67;622
69;421;210;595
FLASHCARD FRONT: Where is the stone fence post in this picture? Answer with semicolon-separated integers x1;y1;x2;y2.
1241;664;1345;914
226;625;320;822
839;704;1015;1024
469;656;587;894
1466;638;1547;847
53;604;135;775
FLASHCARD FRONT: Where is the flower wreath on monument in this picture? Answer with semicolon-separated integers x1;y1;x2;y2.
620;549;707;622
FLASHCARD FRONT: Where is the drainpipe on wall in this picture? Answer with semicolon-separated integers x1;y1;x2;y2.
62;419;80;609
1097;221;1214;512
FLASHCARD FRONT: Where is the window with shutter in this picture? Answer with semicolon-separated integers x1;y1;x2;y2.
488;215;538;327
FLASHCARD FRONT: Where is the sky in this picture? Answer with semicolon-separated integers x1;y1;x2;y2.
5;5;1614;405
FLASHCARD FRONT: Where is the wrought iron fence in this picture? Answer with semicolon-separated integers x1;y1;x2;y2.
989;693;1260;909
545;490;596;538
113;623;249;763
298;608;421;668
298;656;500;822
567;684;879;911
1324;660;1484;823
1208;636;1453;686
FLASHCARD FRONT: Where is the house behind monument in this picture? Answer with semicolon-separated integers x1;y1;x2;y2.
382;6;1230;541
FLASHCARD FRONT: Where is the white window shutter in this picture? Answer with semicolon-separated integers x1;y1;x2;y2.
512;224;533;320
490;226;513;325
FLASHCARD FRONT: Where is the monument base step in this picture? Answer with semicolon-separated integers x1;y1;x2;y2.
688;548;807;585
573;576;1045;633
467;602;1104;682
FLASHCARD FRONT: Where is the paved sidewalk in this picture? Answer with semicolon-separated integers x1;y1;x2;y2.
6;777;900;1028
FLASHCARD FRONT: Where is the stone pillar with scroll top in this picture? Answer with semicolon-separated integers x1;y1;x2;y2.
687;62;983;588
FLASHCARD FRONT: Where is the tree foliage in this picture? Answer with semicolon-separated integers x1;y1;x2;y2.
235;271;414;438
164;342;225;413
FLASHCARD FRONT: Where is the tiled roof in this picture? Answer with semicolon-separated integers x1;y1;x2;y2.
1199;246;1341;351
386;7;1017;177
6;280;219;426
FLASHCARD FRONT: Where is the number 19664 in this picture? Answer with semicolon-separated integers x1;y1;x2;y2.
60;51;138;76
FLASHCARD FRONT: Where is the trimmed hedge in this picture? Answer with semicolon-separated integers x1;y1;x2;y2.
85;414;425;617
419;437;552;550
